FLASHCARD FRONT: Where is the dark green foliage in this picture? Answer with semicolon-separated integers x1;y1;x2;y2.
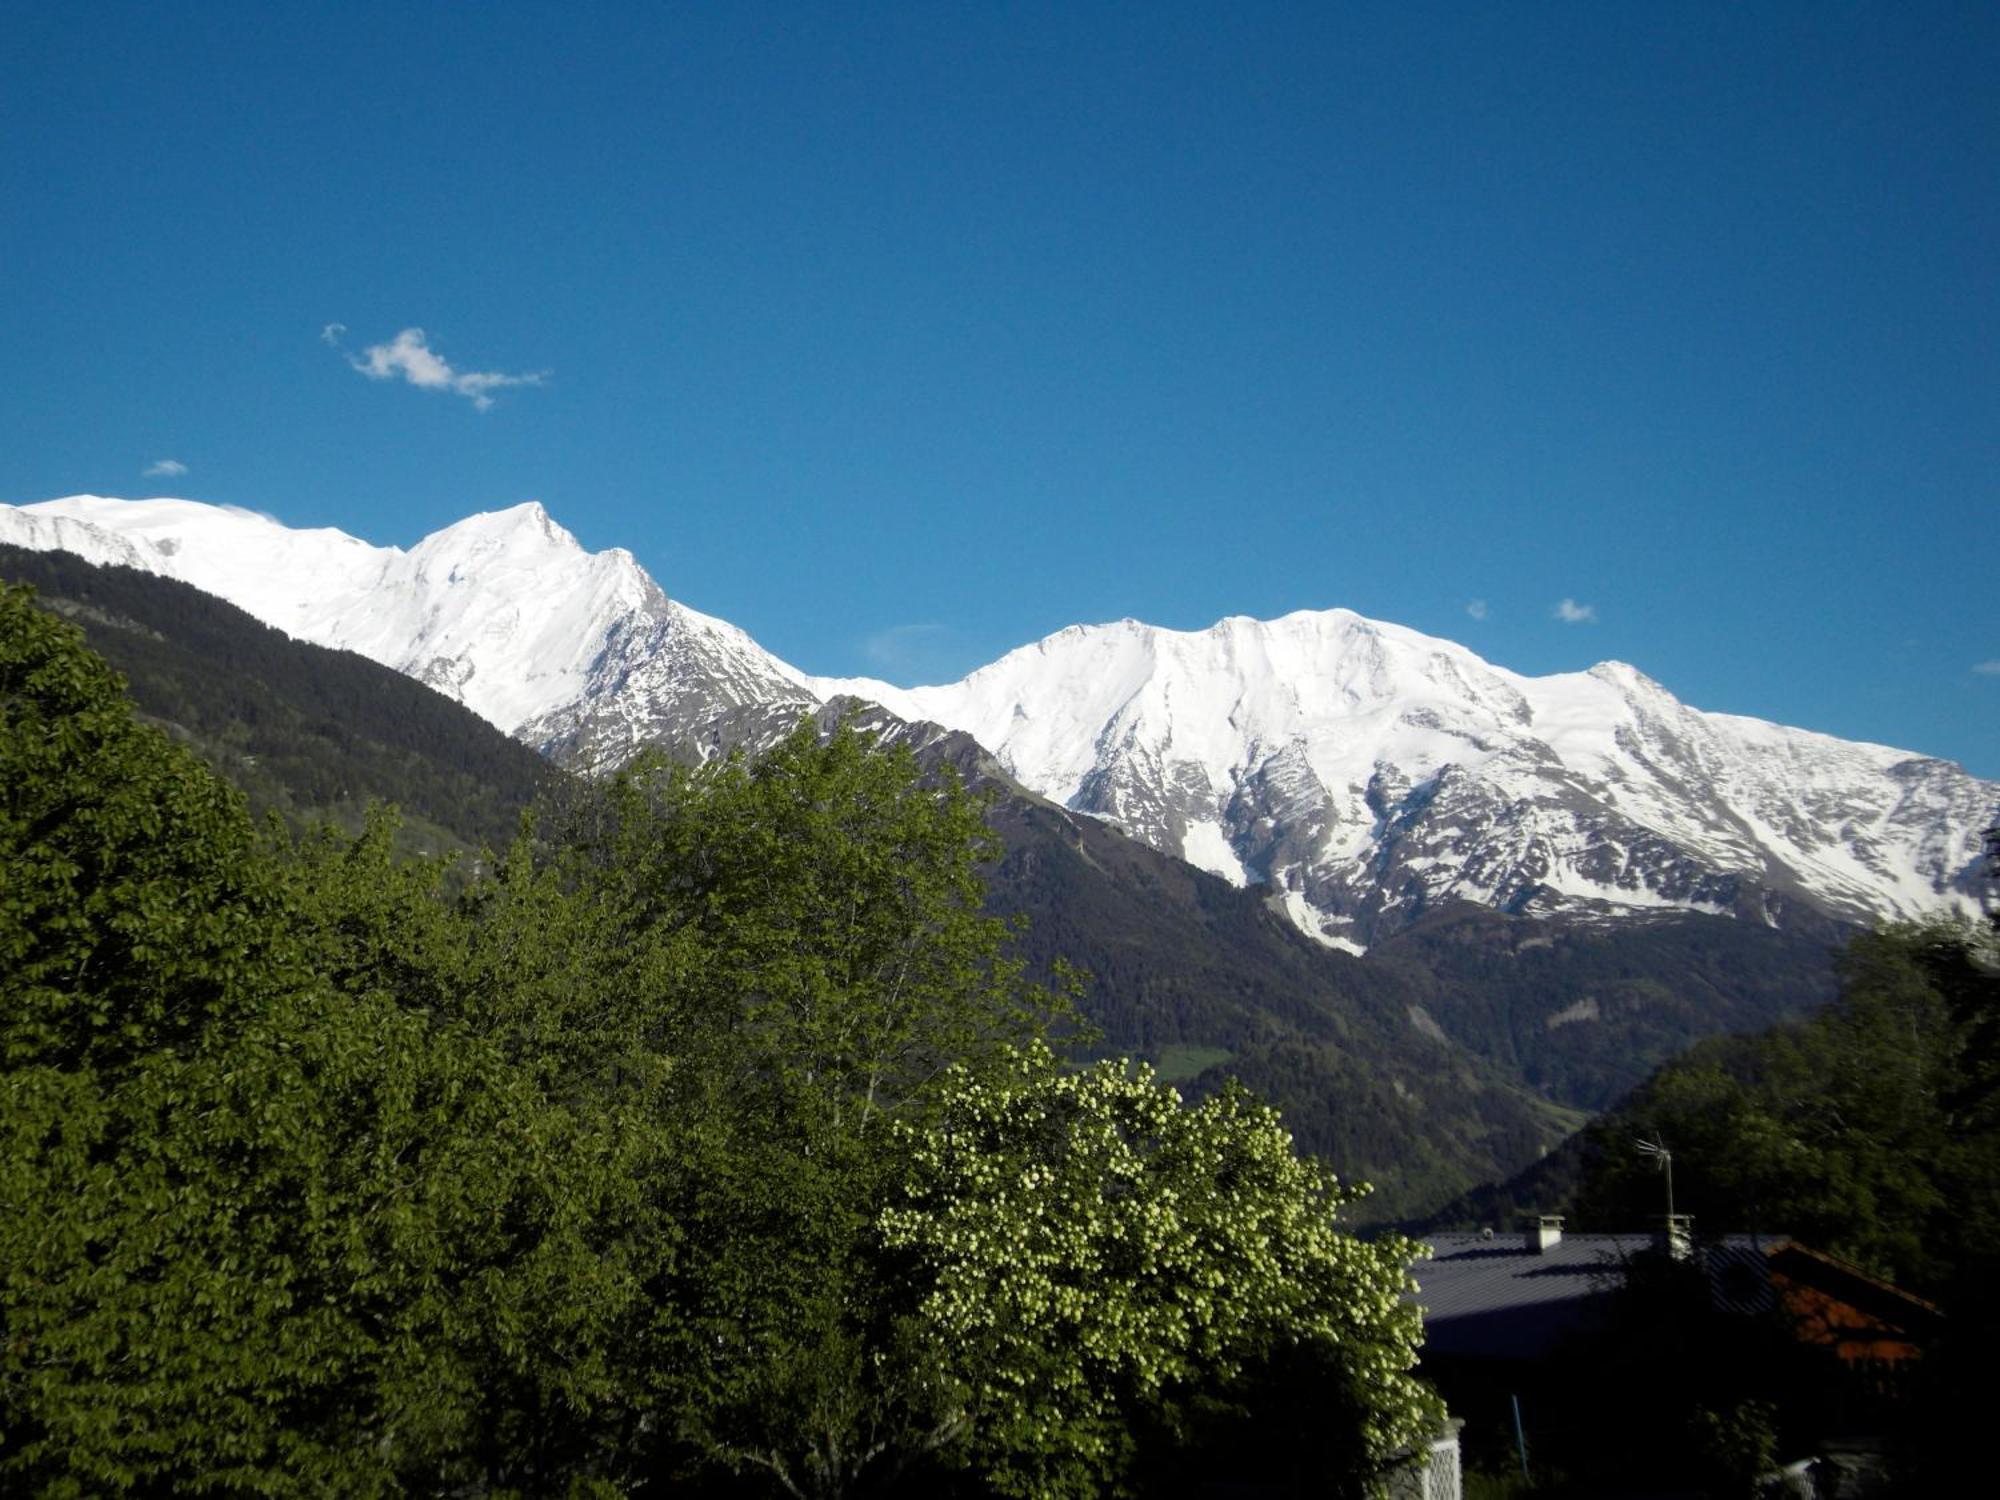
1568;917;1999;1296
1;590;1447;1496
274;818;687;1495
0;577;277;1072
1;583;672;1493
2;582;331;1488
0;544;552;851
1195;1039;1582;1227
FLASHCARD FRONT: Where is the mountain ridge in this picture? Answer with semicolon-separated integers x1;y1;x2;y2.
6;494;1990;950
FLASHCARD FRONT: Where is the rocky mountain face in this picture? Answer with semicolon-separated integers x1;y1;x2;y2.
827;613;1995;945
6;496;1992;950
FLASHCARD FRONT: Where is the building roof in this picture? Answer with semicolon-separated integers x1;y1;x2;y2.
1763;1241;1945;1357
1413;1231;1789;1360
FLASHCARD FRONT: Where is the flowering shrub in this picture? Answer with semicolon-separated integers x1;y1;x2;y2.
882;1044;1442;1497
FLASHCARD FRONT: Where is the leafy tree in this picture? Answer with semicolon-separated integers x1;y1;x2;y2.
1;586;671;1495
275;817;684;1495
532;722;1081;1495
1572;915;1999;1296
0;581;280;1075
541;721;1066;1131
0;583;435;1491
881;1047;1443;1499
2;581;338;1489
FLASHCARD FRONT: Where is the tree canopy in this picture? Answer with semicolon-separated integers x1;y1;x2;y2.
1572;915;2000;1298
883;1048;1440;1498
0;583;1438;1497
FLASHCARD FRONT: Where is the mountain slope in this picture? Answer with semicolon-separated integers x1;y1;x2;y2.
821;610;1994;945
0;543;553;853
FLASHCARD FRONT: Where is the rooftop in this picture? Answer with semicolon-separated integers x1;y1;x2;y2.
1414;1231;1789;1360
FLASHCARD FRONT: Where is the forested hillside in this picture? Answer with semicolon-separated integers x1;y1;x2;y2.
1572;918;1998;1295
1364;903;1847;1110
1431;914;2000;1294
0;544;551;852
1423;911;1999;1493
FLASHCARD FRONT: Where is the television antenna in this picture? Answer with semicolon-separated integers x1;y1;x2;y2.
1634;1132;1675;1222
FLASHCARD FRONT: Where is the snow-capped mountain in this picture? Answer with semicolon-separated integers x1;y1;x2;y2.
819;614;1995;945
0;495;817;765
6;495;1993;944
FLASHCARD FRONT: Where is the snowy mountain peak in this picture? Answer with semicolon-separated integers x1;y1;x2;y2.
812;606;1994;942
4;494;1990;944
417;499;569;552
0;495;806;755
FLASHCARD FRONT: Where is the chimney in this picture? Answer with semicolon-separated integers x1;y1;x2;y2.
1525;1214;1564;1254
1655;1213;1694;1262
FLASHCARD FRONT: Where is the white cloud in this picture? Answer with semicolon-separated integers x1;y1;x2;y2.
1554;598;1598;625
335;326;547;411
1465;599;1489;621
143;458;188;478
1974;660;2000;676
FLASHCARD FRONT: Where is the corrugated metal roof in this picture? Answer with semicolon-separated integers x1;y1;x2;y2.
1411;1232;1790;1360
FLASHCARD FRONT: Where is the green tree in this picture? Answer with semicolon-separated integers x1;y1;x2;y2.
1;586;672;1495
1573;915;1999;1295
533;722;1080;1495
1;582;392;1491
881;1046;1443;1499
275;816;684;1495
541;720;1065;1132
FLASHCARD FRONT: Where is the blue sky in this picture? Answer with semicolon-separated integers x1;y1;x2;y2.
3;3;1995;776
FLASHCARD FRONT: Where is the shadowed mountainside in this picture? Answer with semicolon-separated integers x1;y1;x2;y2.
0;543;553;854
